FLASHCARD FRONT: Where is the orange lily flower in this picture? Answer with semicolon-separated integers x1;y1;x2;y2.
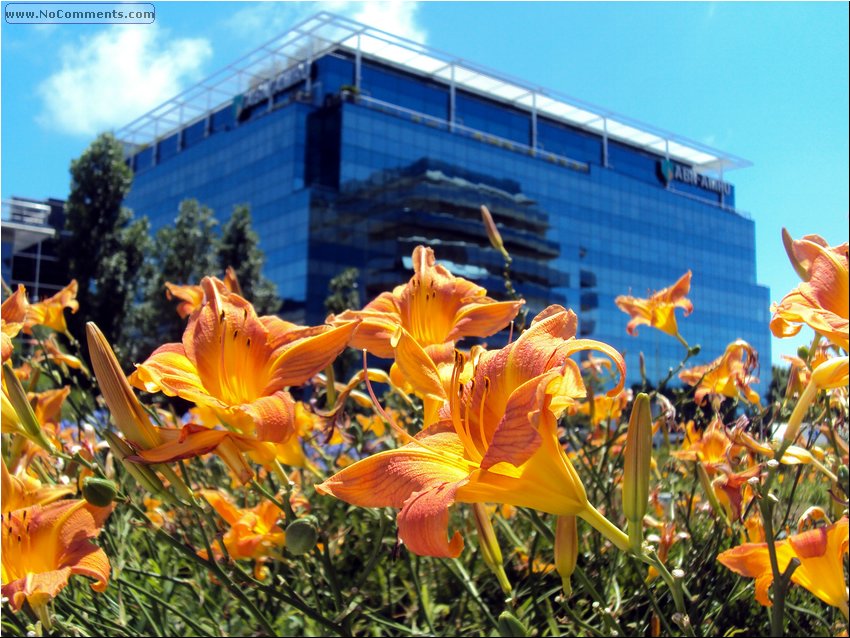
143;496;172;528
165;266;242;319
2;284;29;363
1;499;112;617
318;307;628;557
35;334;85;371
576;389;631;429
780;342;834;400
581;353;615;378
781;229;846;280
729;424;824;467
31;386;71;432
388;329;483;425
771;232;849;350
23;280;79;336
679;340;761;407
711;466;761;522
130;423;264;484
130;277;357;443
672;417;739;474
1;459;74;514
615;271;693;339
129;405;321;485
743;513;766;543
717;516;849;618
199;489;286;562
330;245;523;365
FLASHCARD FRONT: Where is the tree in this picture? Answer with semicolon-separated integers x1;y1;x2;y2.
217;204;279;315
324;267;361;379
60;133;150;351
129;199;219;362
324;267;361;316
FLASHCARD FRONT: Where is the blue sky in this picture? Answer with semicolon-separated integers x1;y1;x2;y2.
2;1;848;367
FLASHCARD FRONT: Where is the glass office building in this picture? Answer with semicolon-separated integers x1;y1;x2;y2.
2;197;66;300
119;12;771;388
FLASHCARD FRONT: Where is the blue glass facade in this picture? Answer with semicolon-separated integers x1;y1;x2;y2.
123;48;771;389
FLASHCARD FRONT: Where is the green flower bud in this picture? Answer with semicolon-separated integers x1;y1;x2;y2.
472;503;511;595
103;431;173;504
554;515;578;596
2;363;55;453
623;393;652;552
497;611;528;637
837;465;849;488
285;516;318;555
82;477;117;507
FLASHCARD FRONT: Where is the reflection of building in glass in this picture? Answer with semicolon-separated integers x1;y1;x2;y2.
1;197;66;300
119;12;771;388
307;157;565;322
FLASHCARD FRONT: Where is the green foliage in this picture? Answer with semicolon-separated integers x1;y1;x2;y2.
324;267;361;377
59;138;279;363
128;199;219;363
3;302;848;638
217;204;279;315
125;200;281;365
60;133;149;353
324;267;361;316
767;363;791;408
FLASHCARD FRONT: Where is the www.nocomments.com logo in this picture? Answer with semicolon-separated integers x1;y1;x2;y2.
5;2;155;24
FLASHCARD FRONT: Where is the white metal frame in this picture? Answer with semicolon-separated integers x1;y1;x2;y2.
116;12;749;176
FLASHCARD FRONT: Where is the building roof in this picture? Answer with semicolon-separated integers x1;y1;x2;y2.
116;12;750;175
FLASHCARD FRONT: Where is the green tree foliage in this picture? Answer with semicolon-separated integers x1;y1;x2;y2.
60;133;150;352
324;267;361;317
130;199;220;362
324;267;361;378
217;204;279;315
767;363;791;411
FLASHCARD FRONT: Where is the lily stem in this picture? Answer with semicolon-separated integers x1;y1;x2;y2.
579;504;629;552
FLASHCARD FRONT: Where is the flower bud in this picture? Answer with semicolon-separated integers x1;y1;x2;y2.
285;516;319;555
497;611;528;638
481;205;510;261
87;323;192;500
104;430;173;503
554;515;578;596
796;506;830;533
86;323;160;449
2;363;55;453
810;356;849;390
82;477;117;507
782;227;811;281
472;503;511;594
623;393;652;551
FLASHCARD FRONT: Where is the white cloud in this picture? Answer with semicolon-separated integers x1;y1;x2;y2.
37;26;212;136
231;1;427;45
338;1;427;43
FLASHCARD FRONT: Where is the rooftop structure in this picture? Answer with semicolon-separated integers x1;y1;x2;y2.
117;12;749;177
